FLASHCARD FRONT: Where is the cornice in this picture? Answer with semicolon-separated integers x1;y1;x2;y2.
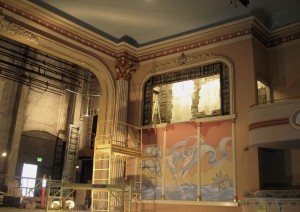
268;22;300;47
1;0;300;63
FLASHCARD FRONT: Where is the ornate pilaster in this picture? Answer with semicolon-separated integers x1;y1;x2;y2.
114;56;139;145
115;56;139;81
109;56;139;209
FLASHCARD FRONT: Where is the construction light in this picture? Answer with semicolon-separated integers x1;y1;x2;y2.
51;201;60;210
65;200;75;209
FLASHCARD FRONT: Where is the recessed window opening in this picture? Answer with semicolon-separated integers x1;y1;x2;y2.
143;63;229;125
257;80;271;104
171;80;194;123
198;75;220;117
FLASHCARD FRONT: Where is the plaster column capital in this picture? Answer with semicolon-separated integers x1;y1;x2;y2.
115;56;139;80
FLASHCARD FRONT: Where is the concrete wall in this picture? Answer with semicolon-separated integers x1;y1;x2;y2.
0;79;18;174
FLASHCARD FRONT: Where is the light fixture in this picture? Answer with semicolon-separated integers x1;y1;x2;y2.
1;152;7;157
83;96;90;117
65;200;75;209
51;201;61;210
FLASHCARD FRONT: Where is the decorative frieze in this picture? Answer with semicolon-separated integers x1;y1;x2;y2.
0;12;38;43
152;53;217;73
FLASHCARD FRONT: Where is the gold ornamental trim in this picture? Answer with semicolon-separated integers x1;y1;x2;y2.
152;53;217;73
0;12;38;44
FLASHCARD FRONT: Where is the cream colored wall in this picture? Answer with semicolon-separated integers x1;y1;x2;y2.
269;39;300;100
129;37;259;211
252;37;271;101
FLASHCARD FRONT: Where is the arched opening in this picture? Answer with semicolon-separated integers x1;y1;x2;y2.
0;33;114;207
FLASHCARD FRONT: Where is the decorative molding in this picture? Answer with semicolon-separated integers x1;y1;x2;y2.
139;28;252;62
1;1;300;62
248;118;289;131
115;56;139;80
290;108;300;130
0;12;38;43
151;53;218;73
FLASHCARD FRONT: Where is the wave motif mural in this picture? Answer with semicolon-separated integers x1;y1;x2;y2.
142;120;233;201
143;132;233;201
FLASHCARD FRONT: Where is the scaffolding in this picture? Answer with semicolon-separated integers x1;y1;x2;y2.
0;120;142;212
63;125;80;183
92;120;142;212
45;180;131;212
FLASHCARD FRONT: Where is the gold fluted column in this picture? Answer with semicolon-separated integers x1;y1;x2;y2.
108;56;139;208
114;56;139;146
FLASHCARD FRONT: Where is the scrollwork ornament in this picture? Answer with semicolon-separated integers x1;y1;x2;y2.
0;13;38;44
152;53;217;73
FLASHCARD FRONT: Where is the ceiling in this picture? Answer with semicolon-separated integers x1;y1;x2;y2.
29;0;300;46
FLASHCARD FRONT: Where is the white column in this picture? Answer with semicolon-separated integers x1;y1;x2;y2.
161;126;167;200
231;119;238;202
197;122;201;201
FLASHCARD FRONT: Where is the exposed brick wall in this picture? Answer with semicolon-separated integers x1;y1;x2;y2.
23;90;62;135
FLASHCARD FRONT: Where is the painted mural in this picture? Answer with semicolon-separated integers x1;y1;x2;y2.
142;127;163;200
165;121;198;200
200;120;233;201
142;120;233;202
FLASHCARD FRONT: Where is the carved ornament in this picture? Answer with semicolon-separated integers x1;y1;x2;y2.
115;56;139;80
0;13;38;44
152;53;218;73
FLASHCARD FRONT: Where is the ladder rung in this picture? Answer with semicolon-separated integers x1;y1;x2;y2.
94;158;110;161
94;178;109;181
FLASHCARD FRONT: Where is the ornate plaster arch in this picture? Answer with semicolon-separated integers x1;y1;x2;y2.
0;8;115;124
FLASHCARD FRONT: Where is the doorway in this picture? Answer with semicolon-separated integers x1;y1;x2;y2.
21;163;38;197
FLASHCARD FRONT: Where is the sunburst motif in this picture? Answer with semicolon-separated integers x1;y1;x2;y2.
211;171;233;192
